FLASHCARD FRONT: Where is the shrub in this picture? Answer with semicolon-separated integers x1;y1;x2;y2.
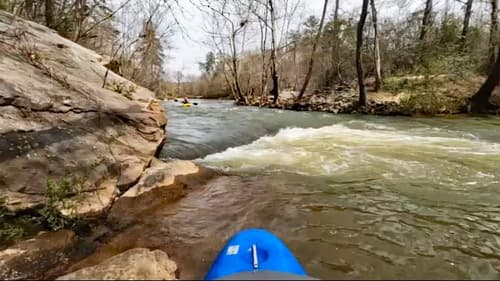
399;92;468;115
37;178;81;231
400;92;441;115
106;80;137;100
0;196;24;244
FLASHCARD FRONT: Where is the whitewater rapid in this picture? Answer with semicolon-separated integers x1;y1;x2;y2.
200;121;500;193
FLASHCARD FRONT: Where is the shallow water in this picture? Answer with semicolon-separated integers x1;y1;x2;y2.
93;100;500;279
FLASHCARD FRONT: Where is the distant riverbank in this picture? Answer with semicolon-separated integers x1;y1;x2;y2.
240;76;499;116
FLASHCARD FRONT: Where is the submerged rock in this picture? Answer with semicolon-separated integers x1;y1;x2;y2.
0;230;77;280
56;248;177;280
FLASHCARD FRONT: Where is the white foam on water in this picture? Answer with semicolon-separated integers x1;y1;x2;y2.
200;122;500;181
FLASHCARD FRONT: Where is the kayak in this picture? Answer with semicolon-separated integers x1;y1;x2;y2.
183;103;192;108
205;228;313;280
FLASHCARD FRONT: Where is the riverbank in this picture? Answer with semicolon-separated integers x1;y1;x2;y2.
244;76;500;116
0;11;198;280
0;160;214;280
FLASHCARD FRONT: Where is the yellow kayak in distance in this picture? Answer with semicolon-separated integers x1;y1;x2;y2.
183;103;192;108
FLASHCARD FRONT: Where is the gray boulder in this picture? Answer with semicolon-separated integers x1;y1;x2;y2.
57;248;177;280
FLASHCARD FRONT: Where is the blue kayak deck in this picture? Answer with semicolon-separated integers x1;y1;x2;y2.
205;228;307;280
218;271;315;280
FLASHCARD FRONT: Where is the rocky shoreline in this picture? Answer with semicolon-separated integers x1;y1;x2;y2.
242;87;498;116
244;90;409;116
268;96;406;116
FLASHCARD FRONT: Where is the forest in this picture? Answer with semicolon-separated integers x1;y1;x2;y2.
1;0;499;114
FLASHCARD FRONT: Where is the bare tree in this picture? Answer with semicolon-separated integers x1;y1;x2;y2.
460;0;474;50
74;0;132;43
420;0;433;42
489;0;498;70
248;0;300;104
356;0;369;106
295;0;329;101
370;0;382;91
231;20;247;103
44;0;54;28
23;0;34;20
269;0;280;104
255;2;270;104
200;0;249;103
9;0;132;51
175;71;184;97
331;0;342;83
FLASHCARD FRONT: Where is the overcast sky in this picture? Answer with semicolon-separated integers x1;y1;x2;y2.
164;0;478;78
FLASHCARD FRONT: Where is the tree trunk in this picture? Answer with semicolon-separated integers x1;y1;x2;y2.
258;7;269;104
231;31;245;103
293;41;298;91
470;47;500;113
489;0;498;70
24;0;34;19
269;0;279;104
420;0;433;42
296;0;329;101
370;0;382;92
73;0;87;42
331;0;342;83
44;0;54;28
356;0;369;106
460;0;474;51
221;62;239;102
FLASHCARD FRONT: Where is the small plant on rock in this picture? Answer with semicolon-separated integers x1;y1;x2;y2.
16;31;43;65
37;178;79;231
106;80;137;100
0;196;24;245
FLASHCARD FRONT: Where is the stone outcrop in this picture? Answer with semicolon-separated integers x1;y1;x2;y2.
0;230;77;280
0;11;167;217
122;159;199;198
56;248;177;280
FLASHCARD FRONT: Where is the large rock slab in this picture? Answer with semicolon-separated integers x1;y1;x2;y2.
0;230;77;280
0;11;166;217
57;248;177;280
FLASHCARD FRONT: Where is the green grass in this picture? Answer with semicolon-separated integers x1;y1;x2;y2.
383;75;441;94
383;74;474;115
0;196;25;245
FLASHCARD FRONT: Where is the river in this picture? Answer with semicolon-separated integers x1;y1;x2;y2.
73;100;500;279
158;100;500;279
